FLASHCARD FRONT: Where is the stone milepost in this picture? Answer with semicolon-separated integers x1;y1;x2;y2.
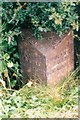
18;29;74;86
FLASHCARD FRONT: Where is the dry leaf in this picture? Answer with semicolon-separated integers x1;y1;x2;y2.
0;79;6;88
55;18;62;25
27;81;33;87
4;70;8;78
12;73;17;77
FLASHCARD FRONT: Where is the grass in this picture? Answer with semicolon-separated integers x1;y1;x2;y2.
0;67;79;118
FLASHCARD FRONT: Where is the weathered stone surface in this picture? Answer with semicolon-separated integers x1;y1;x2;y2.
18;29;74;86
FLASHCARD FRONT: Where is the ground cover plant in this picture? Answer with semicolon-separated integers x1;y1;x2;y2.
0;68;79;118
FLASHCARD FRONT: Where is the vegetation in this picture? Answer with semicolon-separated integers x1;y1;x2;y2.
0;69;79;118
0;1;80;118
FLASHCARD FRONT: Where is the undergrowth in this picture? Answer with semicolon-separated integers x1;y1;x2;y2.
0;68;79;118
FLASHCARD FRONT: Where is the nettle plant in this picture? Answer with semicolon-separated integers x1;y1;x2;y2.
1;2;78;89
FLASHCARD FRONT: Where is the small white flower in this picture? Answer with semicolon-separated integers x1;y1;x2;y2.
38;27;43;32
8;36;11;44
49;15;54;20
7;62;13;68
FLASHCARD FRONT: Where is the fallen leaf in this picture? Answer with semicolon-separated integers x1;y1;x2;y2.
0;79;6;88
27;81;33;87
4;70;8;78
